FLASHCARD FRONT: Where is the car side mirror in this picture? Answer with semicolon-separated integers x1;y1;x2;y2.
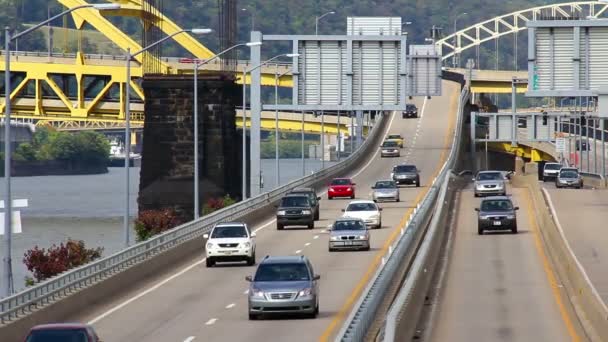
352;183;356;186
474;208;480;211
245;275;252;282
274;204;278;208
317;197;321;201
251;232;257;238
341;209;345;212
379;208;383;211
313;275;321;280
514;206;520;210
371;186;375;189
203;233;209;239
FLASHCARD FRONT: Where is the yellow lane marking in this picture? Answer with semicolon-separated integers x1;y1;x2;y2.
319;88;459;341
522;188;581;342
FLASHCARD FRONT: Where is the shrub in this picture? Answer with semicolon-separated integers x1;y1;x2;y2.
23;239;104;284
202;194;237;215
134;208;184;242
14;143;37;161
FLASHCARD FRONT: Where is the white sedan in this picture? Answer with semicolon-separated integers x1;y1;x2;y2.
341;200;382;229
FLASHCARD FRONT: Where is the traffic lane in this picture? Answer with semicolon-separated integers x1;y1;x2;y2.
543;187;608;303
78;101;427;341
431;187;573;342
194;84;461;342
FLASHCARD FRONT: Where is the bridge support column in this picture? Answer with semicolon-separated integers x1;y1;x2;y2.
139;74;241;220
355;110;363;148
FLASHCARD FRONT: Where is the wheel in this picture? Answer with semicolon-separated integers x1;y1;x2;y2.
478;227;483;235
543;178;547;182
377;221;382;229
474;193;478;197
277;223;284;230
328;247;334;252
314;211;320;221
247;252;255;266
350;195;355;199
373;199;377;203
511;224;518;234
206;258;214;268
248;312;258;320
308;223;314;229
416;181;420;187
364;245;371;251
328;196;333;200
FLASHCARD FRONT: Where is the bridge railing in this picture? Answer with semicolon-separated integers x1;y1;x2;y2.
335;87;469;341
0;107;388;324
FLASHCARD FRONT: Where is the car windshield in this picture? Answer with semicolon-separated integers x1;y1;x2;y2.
477;172;503;181
382;141;398;147
27;329;89;342
545;164;561;170
331;179;351;186
280;196;310;207
394;165;416;173
211;225;248;238
406;104;416;110
374;181;396;189
346;203;377;211
481;200;513;211
292;191;315;203
387;134;401;139
333;220;366;231
254;263;310;282
560;170;579;178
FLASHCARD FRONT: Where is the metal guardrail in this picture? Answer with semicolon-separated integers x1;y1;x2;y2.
0;113;387;324
335;87;469;341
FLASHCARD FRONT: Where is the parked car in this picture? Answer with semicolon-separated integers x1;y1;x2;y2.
386;134;404;148
276;194;315;230
391;164;420;187
25;323;101;342
402;103;418;118
328;217;370;251
203;222;256;267
542;162;563;181
371;180;400;202
380;140;401;158
341;200;382;229
555;167;583;189
473;170;507;197
328;178;356;199
290;187;321;221
475;196;519;235
246;255;320;320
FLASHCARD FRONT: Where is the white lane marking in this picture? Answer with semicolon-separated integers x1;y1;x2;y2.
244;289;249;295
184;336;196;342
305;242;311;246
85;109;405;324
225;303;236;309
295;250;302;254
313;235;319;239
205;318;218;325
419;97;428;119
87;258;207;325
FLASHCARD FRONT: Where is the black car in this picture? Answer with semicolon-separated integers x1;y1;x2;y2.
402;104;418;118
391;164;420;187
276;194;315;230
290;187;321;221
475;196;519;234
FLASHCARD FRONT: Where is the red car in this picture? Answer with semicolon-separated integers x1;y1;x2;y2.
25;323;101;342
328;178;356;199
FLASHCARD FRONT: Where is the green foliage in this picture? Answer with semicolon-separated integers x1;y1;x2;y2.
202;195;237;215
14;143;36;161
261;138;316;159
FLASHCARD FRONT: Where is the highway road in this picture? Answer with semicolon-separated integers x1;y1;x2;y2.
430;186;581;342
543;187;608;304
69;81;461;342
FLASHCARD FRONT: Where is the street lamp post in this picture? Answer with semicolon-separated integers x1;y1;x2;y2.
2;2;121;298
315;11;335;35
123;28;212;244
274;67;291;187
452;12;467;68
241;52;299;200
186;41;261;219
241;8;255;31
401;21;412;35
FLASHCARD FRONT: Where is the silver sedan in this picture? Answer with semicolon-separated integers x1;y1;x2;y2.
371;180;400;202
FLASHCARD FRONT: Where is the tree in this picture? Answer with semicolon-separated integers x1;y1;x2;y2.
14;142;37;161
134;208;185;241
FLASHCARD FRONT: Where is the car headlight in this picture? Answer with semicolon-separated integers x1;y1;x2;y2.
330;236;340;241
302;210;312;215
250;289;265;298
241;242;251;248
277;210;286;215
497;183;504;188
479;215;489;220
298;288;313;297
358;235;367;240
506;215;515;219
206;242;214;249
329;188;335;192
346;187;352;191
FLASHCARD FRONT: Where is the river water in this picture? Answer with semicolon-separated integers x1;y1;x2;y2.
0;158;335;291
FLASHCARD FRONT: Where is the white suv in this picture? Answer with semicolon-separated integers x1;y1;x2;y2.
542;162;562;182
203;222;256;267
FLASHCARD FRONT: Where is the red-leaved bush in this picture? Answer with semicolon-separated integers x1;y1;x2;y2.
134;208;184;242
202;195;236;215
23;239;103;284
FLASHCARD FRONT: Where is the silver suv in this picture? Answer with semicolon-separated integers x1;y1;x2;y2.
246;255;320;320
473;170;507;197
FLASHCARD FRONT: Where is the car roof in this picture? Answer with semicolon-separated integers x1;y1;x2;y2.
31;323;90;330
387;133;402;136
283;193;310;198
346;200;376;205
332;177;351;181
260;255;308;264
560;167;578;170
481;196;511;201
336;216;366;222
545;162;562;165
478;170;502;173
215;222;246;227
291;187;315;192
394;164;417;168
375;179;395;183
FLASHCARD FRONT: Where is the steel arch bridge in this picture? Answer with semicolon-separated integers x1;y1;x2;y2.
436;1;608;61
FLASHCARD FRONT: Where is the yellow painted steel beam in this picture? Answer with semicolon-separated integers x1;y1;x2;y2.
471;81;527;94
236;117;369;135
487;142;554;162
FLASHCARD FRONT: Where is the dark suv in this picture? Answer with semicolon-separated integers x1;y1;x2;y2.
246;255;320;319
391;164;420;187
276;194;315;230
475;196;519;235
402;103;418;118
289;187;321;221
